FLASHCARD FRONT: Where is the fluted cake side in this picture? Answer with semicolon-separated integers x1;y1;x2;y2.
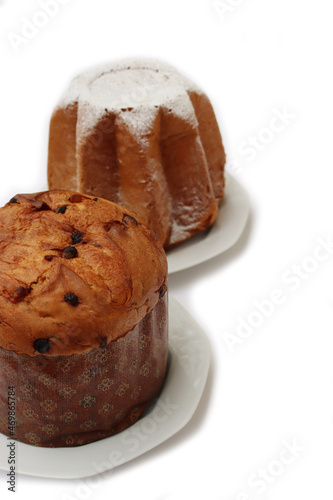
48;59;226;249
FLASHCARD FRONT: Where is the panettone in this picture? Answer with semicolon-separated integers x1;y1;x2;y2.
0;190;168;447
47;58;226;249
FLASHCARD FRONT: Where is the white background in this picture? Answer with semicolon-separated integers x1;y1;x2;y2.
1;0;333;499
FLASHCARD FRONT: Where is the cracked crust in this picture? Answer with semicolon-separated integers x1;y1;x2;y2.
0;190;167;356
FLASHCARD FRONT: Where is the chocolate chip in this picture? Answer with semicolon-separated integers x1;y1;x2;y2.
11;286;30;303
159;284;167;299
100;337;107;349
34;339;50;354
93;198;98;202
62;247;78;259
64;293;79;306
44;255;55;261
10;198;19;204
122;214;138;226
72;233;84;245
69;194;83;203
56;205;67;214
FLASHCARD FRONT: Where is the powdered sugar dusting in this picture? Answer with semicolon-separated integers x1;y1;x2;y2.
117;106;159;138
57;59;203;139
169;219;198;246
75;99;104;140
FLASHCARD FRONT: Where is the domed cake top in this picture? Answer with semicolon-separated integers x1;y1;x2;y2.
0;190;167;356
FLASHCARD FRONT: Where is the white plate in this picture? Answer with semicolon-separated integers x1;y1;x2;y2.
167;173;250;274
0;296;210;479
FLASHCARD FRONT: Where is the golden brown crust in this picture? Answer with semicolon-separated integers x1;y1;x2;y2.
188;91;226;204
0;190;167;357
48;103;79;191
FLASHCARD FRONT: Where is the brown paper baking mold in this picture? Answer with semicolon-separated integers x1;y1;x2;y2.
0;293;168;447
